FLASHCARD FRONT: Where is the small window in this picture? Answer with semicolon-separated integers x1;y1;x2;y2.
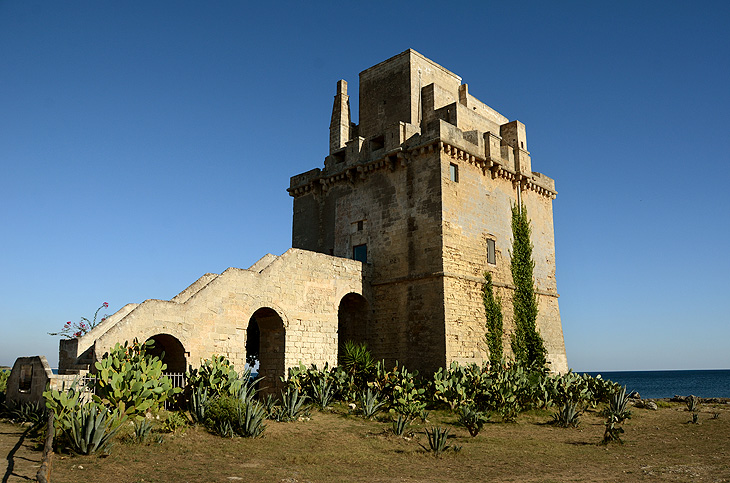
357;220;364;231
449;163;459;182
487;239;496;265
370;135;384;151
353;244;367;263
19;364;33;393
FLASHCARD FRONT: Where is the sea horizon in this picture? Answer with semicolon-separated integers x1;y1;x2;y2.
582;369;730;399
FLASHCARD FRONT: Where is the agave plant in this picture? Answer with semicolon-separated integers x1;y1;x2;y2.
7;401;47;426
360;388;386;419
67;403;125;455
457;404;489;437
423;426;452;455
277;387;309;422
237;400;267;437
311;376;334;409
189;385;209;424
392;413;409;436
133;418;153;443
606;386;631;422
602;386;631;444
552;402;581;428
603;413;625;444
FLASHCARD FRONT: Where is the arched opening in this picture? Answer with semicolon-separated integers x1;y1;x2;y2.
247;307;285;396
338;293;371;362
145;334;187;373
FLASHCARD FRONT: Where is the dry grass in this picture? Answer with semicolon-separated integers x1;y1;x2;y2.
10;402;730;483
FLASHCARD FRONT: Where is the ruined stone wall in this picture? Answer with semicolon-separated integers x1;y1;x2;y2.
359;49;460;140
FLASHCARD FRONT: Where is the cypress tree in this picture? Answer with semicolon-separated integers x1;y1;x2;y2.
509;203;547;368
483;271;503;367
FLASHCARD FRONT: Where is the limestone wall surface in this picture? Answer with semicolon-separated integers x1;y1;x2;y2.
59;249;367;391
290;49;568;374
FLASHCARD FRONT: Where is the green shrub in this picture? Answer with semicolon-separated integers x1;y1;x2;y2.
163;411;188;433
205;395;240;430
509;203;547;368
187;355;257;400
286;363;336;408
339;341;375;387
483;271;504;366
431;362;489;411
0;369;9;394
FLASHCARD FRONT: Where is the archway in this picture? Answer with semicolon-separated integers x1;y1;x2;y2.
338;293;371;362
145;334;187;373
247;307;285;395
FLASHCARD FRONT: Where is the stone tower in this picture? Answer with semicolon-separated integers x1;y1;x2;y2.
291;49;567;373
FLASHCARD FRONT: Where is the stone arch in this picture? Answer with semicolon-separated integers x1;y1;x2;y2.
338;292;371;361
144;333;187;373
246;307;286;395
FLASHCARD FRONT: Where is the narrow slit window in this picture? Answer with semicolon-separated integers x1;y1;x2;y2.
18;364;32;393
487;239;496;265
449;163;459;182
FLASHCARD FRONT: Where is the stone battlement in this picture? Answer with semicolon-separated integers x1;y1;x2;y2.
290;49;556;201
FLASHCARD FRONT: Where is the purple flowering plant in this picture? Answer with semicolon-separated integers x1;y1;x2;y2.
49;302;110;339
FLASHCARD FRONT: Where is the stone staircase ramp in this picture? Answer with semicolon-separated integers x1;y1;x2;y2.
171;273;219;304
247;253;279;273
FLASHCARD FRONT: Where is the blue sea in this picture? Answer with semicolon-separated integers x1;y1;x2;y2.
583;370;730;399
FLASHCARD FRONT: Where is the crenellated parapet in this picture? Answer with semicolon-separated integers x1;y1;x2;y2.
292;49;557;202
290;116;557;200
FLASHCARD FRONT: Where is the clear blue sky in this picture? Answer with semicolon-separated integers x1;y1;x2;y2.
2;1;728;371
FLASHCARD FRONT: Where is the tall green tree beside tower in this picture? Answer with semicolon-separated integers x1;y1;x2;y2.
483;271;503;367
509;203;547;368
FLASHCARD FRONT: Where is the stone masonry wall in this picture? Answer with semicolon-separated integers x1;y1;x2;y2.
440;131;567;372
292;149;447;373
59;249;367;392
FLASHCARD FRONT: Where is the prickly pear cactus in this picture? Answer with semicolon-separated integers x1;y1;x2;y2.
93;339;181;419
